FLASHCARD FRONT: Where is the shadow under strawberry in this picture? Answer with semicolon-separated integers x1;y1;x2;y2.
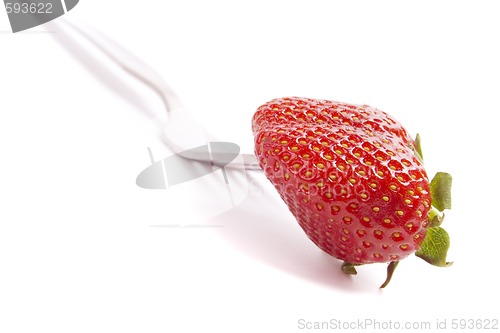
210;171;386;292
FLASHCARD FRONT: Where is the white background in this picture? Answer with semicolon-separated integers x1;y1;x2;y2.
1;1;499;332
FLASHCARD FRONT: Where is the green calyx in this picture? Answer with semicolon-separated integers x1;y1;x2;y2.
341;261;362;275
414;133;424;162
416;227;453;267
415;171;453;267
380;261;400;289
430;172;452;212
414;134;453;268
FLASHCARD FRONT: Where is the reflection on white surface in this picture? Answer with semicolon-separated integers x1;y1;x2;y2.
136;142;240;188
142;149;249;224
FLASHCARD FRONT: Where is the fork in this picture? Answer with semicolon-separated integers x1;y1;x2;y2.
52;18;260;170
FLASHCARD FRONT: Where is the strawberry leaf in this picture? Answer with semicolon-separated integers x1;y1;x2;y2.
380;261;400;289
414;133;424;162
430;172;452;212
341;262;361;275
416;227;452;267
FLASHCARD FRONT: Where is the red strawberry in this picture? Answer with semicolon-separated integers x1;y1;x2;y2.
252;97;452;287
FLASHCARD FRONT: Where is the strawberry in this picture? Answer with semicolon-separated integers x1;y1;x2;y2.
252;97;452;287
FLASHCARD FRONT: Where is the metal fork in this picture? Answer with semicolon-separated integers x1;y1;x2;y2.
52;18;260;170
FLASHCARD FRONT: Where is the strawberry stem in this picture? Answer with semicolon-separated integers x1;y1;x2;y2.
380;261;399;288
428;206;445;227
